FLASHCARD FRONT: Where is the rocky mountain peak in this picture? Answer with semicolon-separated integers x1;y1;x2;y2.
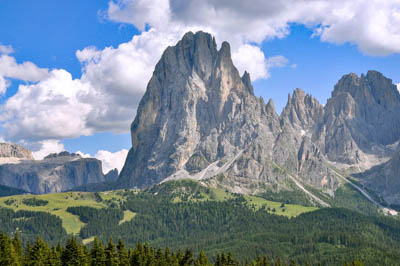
241;71;254;95
0;143;33;160
281;88;323;130
331;72;360;98
120;31;273;188
332;71;400;110
316;70;400;165
44;151;81;160
119;31;338;194
265;98;277;114
364;70;400;110
155;31;218;83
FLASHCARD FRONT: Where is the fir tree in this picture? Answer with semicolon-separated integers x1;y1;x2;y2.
105;237;118;266
0;233;19;266
196;250;208;266
61;238;87;266
90;237;106;266
116;239;129;266
25;236;50;266
12;232;23;265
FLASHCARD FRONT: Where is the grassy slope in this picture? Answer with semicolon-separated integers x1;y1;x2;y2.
245;195;318;217
0;192;106;234
0;180;317;236
155;179;318;218
119;210;136;225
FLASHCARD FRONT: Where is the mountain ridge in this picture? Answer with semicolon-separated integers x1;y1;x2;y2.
118;31;400;207
0;147;111;194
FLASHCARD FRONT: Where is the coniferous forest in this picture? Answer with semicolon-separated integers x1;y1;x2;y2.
0;233;365;266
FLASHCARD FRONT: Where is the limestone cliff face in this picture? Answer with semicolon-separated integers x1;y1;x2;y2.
0;151;106;194
355;152;400;205
0;143;33;164
118;31;338;194
315;71;400;165
118;31;400;204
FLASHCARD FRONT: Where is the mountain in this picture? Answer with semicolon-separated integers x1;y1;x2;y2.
355;151;400;205
117;31;400;207
314;71;400;166
0;142;33;164
0;146;107;194
118;31;337;202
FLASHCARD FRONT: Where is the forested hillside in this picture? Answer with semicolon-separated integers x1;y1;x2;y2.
0;233;366;266
0;180;399;265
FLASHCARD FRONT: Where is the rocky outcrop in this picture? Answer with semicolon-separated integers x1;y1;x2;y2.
0;143;33;165
314;71;400;165
118;31;338;195
356;152;400;205
0;143;33;159
104;169;119;182
0;151;106;194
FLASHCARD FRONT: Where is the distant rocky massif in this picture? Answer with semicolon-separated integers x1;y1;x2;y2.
0;145;117;194
117;31;400;207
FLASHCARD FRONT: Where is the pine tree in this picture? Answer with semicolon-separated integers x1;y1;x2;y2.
264;256;271;266
25;236;50;266
195;250;208;266
131;243;145;266
227;252;235;265
12;232;23;265
155;247;167;266
105;237;118;266
0;233;19;266
116;239;129;266
90;237;106;266
47;247;62;266
274;257;282;266
61;238;88;266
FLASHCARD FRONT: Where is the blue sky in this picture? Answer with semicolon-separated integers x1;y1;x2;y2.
0;0;399;172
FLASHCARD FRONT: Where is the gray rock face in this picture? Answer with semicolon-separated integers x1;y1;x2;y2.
0;143;33;160
104;168;119;182
118;31;338;195
355;152;400;205
0;151;106;194
314;71;400;165
118;31;400;204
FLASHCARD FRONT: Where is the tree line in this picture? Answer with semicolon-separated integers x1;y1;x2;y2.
0;233;364;266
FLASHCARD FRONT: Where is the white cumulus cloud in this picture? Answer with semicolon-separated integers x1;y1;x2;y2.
0;69;92;141
109;0;400;56
0;54;48;94
32;140;65;160
232;45;269;81
76;149;127;174
76;29;178;132
0;44;14;55
94;149;129;174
